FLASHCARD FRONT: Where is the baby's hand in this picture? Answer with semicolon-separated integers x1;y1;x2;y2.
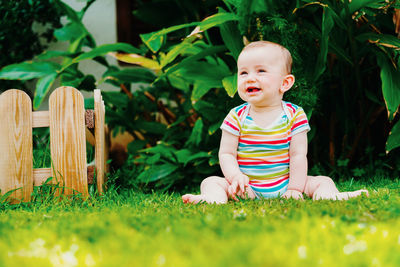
282;189;304;200
228;173;249;201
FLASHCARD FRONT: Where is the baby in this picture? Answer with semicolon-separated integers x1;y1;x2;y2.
182;41;368;204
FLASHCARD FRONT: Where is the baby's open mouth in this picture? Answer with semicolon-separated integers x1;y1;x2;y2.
246;87;261;93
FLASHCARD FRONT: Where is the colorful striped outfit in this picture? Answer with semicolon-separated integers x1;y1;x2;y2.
220;101;310;198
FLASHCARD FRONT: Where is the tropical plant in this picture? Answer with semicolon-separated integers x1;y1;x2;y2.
291;0;400;171
114;0;400;190
110;1;319;191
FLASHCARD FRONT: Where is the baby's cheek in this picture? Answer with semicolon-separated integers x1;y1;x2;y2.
237;90;247;101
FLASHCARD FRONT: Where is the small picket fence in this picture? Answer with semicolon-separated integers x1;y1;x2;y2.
0;86;108;203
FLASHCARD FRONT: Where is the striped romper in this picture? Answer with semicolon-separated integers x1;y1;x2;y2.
220;101;310;198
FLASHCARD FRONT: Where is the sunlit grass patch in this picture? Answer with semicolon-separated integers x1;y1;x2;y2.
0;179;398;266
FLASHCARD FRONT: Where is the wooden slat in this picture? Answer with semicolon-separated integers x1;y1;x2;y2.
33;168;52;185
0;90;33;203
94;89;106;193
49;87;88;196
33;167;95;186
104;123;109;173
33;110;94;128
32;111;50;128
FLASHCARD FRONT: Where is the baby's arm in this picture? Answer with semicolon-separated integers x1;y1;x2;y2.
219;130;249;200
283;131;308;200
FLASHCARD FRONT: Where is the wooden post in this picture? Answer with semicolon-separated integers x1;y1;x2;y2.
0;90;33;203
49;87;88;196
94;89;106;193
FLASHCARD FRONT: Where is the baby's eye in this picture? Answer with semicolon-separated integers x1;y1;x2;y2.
258;69;267;73
239;71;248;76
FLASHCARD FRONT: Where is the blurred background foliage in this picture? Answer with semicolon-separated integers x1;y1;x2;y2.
0;0;399;192
0;0;63;96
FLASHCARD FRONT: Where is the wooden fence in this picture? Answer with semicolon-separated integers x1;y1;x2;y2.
0;86;108;203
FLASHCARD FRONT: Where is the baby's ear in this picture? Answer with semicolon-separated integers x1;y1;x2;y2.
280;74;295;93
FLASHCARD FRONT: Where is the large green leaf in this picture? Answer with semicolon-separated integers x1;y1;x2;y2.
175;149;211;166
54;22;85;42
198;12;238;31
193;100;220;121
35;51;75;60
376;53;400;118
222;74;237;97
140;22;198;53
110;53;160;71
176;61;227;82
185;118;204;147
33;72;58;109
61;70;85;88
219;19;243;59
348;0;382;14
313;6;334;82
162;45;227;79
167;73;191;92
140;12;238;53
192;83;215;101
72;43;141;63
105;68;156;84
54;0;81;23
386;120;400;152
140;143;176;158
160;41;193;68
0;62;60;80
249;0;268;12
172;61;229;100
67;34;87;53
137;163;178;183
356;33;400;50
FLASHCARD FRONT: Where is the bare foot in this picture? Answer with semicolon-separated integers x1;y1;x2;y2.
313;189;369;200
182;194;206;204
182;194;227;204
335;189;369;200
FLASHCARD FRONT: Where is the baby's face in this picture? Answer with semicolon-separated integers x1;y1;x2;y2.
237;45;288;106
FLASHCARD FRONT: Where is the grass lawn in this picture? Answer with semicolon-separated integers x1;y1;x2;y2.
0;178;399;267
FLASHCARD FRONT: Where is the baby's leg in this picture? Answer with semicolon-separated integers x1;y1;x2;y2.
304;176;368;200
182;176;230;204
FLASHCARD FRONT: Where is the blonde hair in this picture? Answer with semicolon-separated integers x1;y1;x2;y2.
240;41;293;74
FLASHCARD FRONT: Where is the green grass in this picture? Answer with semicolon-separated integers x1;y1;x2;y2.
0;178;399;267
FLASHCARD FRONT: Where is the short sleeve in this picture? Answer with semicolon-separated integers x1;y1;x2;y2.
290;107;311;137
220;108;241;136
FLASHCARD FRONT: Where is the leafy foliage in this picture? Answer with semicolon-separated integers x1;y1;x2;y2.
0;0;399;192
0;0;145;109
0;0;63;94
114;0;400;190
290;0;400;165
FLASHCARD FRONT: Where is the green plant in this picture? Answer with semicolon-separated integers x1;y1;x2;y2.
0;0;143;109
112;0;400;190
292;0;400;167
0;0;63;94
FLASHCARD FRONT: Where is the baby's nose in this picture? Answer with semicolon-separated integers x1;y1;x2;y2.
246;73;256;82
